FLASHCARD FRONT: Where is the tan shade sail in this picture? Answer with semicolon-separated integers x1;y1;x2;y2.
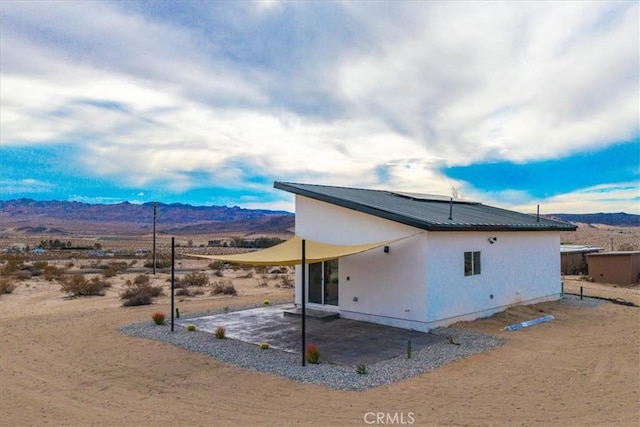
188;235;407;266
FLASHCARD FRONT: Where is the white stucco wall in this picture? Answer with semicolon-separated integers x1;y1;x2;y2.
423;231;561;327
293;195;563;331
294;196;429;330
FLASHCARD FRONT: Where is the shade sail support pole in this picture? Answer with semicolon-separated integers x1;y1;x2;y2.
301;239;306;367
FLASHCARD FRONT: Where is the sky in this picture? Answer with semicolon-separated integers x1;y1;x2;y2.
1;0;638;214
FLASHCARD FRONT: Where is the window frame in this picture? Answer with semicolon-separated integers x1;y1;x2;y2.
464;251;482;276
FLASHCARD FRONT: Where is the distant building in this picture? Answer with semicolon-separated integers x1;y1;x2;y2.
560;245;603;274
587;251;640;285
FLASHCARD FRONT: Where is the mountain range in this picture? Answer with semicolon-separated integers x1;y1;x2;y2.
0;199;637;236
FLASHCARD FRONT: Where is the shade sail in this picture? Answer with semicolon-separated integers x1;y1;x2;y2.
188;235;407;266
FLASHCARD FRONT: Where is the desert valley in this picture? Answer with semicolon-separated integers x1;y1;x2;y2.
0;201;638;426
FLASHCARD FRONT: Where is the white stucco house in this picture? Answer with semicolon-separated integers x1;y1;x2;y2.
274;182;576;332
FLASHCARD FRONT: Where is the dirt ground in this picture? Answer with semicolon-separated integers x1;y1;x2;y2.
1;268;638;426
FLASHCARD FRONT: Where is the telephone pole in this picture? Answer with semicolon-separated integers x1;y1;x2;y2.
153;202;157;275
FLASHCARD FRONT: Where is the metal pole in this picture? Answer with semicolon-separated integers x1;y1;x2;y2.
171;236;175;332
301;239;306;367
153;202;157;275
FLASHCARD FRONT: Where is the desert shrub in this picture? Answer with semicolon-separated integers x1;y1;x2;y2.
260;342;269;350
14;270;32;281
279;275;294;289
356;364;367;375
1;259;21;276
60;274;109;297
151;312;166;325
33;261;49;270
144;257;172;269
43;265;64;281
211;280;237;296
175;287;192;297
102;266;118;278
208;260;226;270
134;274;151;286
122;293;152;306
263;299;270;305
214;326;226;339
306;343;319;364
213;269;224;278
187;324;196;331
256;276;269;287
191;288;205;296
120;278;163;306
0;278;17;294
180;272;210;287
237;269;254;279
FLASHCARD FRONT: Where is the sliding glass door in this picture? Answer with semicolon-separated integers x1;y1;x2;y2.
308;259;338;306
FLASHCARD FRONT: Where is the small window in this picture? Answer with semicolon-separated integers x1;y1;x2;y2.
464;251;481;276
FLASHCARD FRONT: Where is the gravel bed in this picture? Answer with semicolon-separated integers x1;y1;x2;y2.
557;294;605;308
119;304;507;391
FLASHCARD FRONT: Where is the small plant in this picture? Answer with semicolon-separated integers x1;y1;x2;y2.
214;326;226;339
306;343;319;364
279;274;294;288
59;274;109;297
263;299;270;305
180;272;210;287
356;364;367;375
151;312;166;325
0;278;17;295
260;342;269;350
120;278;164;306
187;324;196;331
211;280;237;296
446;336;460;346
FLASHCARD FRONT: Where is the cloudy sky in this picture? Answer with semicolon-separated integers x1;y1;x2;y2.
1;0;638;213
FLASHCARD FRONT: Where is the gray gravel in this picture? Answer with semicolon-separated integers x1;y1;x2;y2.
119;304;507;391
557;294;605;308
120;295;609;390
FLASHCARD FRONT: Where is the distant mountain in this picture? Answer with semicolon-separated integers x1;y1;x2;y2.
549;212;639;227
0;198;292;224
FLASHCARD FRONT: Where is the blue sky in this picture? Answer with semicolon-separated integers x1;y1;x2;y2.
1;1;638;213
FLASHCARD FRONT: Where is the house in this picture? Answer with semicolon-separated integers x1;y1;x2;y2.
273;182;576;332
587;251;640;285
560;245;603;275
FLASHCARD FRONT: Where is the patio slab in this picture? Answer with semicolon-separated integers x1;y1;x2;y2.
176;305;446;365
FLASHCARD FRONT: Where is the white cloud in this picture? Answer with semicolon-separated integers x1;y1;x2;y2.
511;183;640;215
0;1;637;212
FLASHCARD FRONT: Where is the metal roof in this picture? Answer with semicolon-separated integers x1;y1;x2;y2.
560;245;603;254
274;182;577;232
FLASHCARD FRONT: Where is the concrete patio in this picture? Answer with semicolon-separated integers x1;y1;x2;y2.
176;304;446;365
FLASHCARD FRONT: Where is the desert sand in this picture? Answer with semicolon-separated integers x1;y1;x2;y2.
1;269;638;426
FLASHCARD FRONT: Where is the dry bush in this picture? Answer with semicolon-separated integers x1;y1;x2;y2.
120;278;163;306
175;287;192;297
211;280;237;296
237;269;254;279
43;265;65;281
0;278;17;295
279;274;294;289
1;259;22;276
180;272;210;287
14;270;32;281
256;276;269;287
60;274;110;297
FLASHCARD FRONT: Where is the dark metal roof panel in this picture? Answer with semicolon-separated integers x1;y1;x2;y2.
274;182;577;232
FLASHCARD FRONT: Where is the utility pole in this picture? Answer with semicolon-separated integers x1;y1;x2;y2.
153;202;157;275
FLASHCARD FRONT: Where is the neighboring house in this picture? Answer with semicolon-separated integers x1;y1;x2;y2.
587;251;640;285
274;182;576;332
560;245;603;275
